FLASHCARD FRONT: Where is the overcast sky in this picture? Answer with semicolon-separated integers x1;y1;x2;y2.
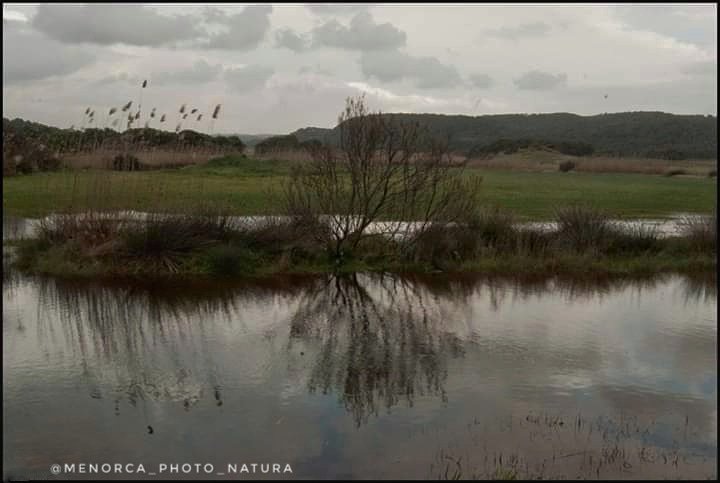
2;3;717;134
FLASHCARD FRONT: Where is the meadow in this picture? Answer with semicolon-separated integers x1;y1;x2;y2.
3;155;717;220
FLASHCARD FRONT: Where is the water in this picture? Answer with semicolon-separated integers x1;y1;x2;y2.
3;212;708;242
3;257;716;479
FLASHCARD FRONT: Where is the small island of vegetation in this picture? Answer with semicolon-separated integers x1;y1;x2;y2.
8;97;716;281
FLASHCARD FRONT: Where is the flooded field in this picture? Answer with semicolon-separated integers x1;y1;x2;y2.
3;212;709;243
3;254;717;479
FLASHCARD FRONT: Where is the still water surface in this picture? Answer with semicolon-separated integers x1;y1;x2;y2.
3;256;717;479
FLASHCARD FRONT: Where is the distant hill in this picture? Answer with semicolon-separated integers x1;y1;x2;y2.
290;112;717;159
234;134;277;147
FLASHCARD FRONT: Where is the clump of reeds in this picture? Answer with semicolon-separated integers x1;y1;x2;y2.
678;212;716;253
37;213;125;255
605;224;661;255
554;205;612;253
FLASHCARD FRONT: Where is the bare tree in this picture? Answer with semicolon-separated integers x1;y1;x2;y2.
284;95;482;261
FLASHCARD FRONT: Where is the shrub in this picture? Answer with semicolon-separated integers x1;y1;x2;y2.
554;205;612;253
37;213;123;249
558;160;576;172
406;223;466;268
678;213;716;253
708;170;717;178
231;216;327;254
516;228;555;257
120;214;231;262
466;207;517;252
663;168;686;177
205;244;255;276
605;224;661;255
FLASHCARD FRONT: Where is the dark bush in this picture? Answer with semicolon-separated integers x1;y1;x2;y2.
663;168;686;177
605;225;661;255
678;213;716;253
558;161;576;172
708;170;716;178
467;207;517;251
112;154;144;171
516;228;555;256
205;244;256;276
554;205;612;253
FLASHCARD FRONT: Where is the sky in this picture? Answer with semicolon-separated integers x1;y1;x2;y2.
2;3;717;134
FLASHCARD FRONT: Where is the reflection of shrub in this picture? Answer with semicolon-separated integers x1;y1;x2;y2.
558;160;576;172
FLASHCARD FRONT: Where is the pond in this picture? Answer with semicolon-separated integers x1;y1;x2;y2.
3;212;708;243
2;256;717;479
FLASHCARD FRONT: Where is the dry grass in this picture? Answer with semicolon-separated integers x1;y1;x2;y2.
61;148;224;170
466;149;717;176
678;211;717;253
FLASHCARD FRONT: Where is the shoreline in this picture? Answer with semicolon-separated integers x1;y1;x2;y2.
8;239;716;282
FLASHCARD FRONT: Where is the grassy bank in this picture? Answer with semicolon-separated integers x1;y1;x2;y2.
10;207;716;280
3;156;717;219
14;241;715;280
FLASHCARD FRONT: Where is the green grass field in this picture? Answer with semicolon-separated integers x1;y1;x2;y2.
3;157;716;220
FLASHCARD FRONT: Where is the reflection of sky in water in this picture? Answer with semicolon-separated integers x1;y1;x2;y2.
3;268;717;479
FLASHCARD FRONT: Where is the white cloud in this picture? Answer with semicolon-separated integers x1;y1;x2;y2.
224;65;275;92
514;71;568;90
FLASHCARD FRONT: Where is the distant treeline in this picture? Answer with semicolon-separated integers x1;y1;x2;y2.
467;139;595;158
291;112;717;160
254;134;322;155
3;117;246;154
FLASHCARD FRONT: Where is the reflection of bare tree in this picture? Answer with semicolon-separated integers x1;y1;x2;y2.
402;272;716;310
288;273;464;427
15;265;716;428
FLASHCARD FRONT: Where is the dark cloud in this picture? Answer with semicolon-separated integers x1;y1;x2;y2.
484;22;552;40
468;73;494;88
514;70;568;90
312;12;406;51
360;50;462;89
153;60;224;85
31;4;202;47
3;19;95;84
203;5;273;51
275;28;310;53
224;65;275;92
